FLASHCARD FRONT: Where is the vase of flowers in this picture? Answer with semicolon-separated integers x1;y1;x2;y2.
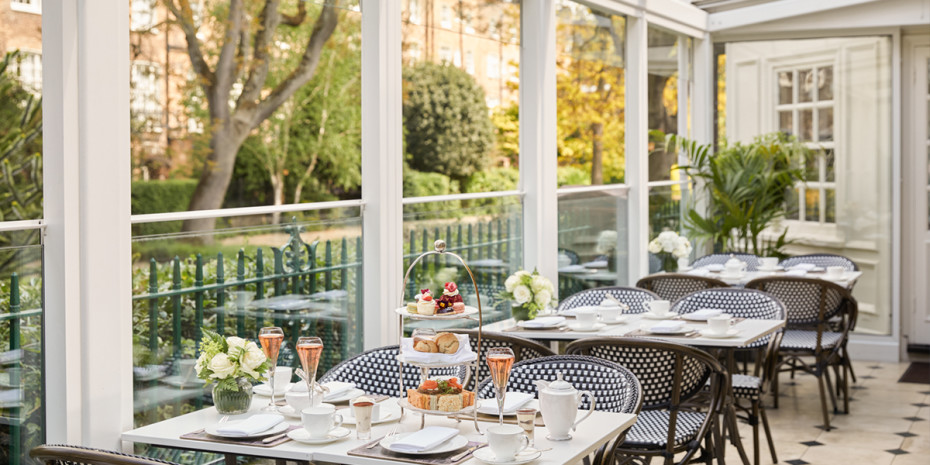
596;230;619;272
500;269;555;321
648;231;692;272
196;329;271;414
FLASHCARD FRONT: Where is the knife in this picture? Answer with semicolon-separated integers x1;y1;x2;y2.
449;443;487;461
261;430;291;444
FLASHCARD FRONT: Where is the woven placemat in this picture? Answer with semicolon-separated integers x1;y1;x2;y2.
180;425;302;448
348;437;482;465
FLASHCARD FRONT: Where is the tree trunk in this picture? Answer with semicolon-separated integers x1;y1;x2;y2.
182;129;247;232
270;172;284;225
590;122;604;185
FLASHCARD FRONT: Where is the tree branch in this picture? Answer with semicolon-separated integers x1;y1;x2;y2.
281;1;308;27
252;2;340;127
213;0;244;102
164;0;214;91
236;0;284;112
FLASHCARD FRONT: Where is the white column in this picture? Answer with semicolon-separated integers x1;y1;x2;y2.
361;0;403;348
42;0;82;445
520;0;559;291
626;16;650;279
76;0;134;449
692;34;714;146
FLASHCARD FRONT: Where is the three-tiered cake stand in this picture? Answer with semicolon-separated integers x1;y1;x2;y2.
395;240;484;432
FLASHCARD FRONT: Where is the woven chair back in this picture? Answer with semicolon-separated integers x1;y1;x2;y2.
745;277;849;327
692;252;761;271
319;345;464;397
779;253;858;271
558;286;661;314
31;445;180;465
635;274;729;302
449;330;555;390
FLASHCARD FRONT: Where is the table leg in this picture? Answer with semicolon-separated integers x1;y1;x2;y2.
549;340;559;353
722;349;751;465
224;454;237;465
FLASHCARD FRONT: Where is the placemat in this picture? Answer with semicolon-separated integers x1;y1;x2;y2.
348;437;482;465
625;329;702;338
180;425;302;448
677;317;746;325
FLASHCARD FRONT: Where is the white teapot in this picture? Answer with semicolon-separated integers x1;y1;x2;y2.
724;256;747;275
535;372;595;441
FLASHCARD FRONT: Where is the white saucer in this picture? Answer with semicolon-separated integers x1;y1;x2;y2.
756;265;784;272
276;405;302;419
646;326;692;335
718;273;745;280
254;382;293;397
473;447;543;464
704;264;725;272
600;315;629;325
568;322;605;332
641;312;678;320
381;432;469;455
287;427;351;444
324;388;366;404
700;328;740;339
204;420;289;439
677;266;693;272
160;375;203;389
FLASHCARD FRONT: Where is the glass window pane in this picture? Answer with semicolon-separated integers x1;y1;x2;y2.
818;66;834;101
558;189;628;291
799;109;813;142
804;152;819;182
778;71;793;105
818;107;833;142
825;188;836;223
785;187;800;220
799;69;813;103
805;189;820;222
778;111;793;137
1;52;43;221
647;26;680;182
825;149;836;182
556;1;626;186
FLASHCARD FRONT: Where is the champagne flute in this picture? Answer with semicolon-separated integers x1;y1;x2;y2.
487;347;515;425
297;336;324;408
258;327;285;412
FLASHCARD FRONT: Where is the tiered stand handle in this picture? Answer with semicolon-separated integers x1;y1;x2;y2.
397;239;484;433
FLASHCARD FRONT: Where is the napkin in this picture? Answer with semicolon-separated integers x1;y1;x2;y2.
478;392;534;414
684;309;723;320
559;265;587;273
686;269;710;276
390;426;460;453
785;269;808;277
788;263;816;271
215;414;283;437
520;316;566;328
649;320;686;332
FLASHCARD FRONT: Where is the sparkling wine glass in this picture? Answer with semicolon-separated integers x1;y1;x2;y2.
487;347;515;425
258;327;285;412
297;336;324;408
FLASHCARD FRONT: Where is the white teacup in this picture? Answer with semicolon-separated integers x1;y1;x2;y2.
677;257;690;271
301;403;343;439
599;305;621;323
758;257;778;269
644;300;671;317
574;308;598;329
707;314;732;335
488;424;530;461
286;390;323;412
825;266;844;279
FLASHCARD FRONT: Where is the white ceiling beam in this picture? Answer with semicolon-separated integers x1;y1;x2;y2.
707;0;881;31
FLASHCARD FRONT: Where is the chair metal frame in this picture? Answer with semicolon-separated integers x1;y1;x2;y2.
692;253;761;271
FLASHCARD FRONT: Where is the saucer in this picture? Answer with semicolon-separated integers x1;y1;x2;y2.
276;405;302;419
677;266;693;272
473;447;543;465
254;382;293;397
600;315;629;325
718;272;745;280
641;312;678;320
700;328;740;339
646;325;692;335
568;322;605;332
287;427;351;444
756;265;783;272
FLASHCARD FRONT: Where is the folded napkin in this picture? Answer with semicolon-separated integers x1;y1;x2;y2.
479;392;534;414
703;264;725;272
785;269;808;277
215;414;283;437
649;320;686;332
686;269;710;276
520;316;566;328
685;309;723;320
559;265;587;273
789;263;816;271
390;426;459;453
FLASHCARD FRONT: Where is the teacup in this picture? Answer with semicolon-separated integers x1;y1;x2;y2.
302;403;343;439
825;266;844;279
707;314;732;335
286;389;323;412
723;260;746;276
599;305;621;323
677;257;690;271
758;257;779;269
574;308;598;329
488;424;530;461
644;300;671;317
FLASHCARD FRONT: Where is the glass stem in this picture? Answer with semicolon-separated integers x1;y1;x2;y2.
497;391;506;425
268;366;277;407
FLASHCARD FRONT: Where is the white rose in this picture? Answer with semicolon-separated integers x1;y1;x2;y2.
534;289;552;308
195;352;208;376
513;285;532;304
531;275;549;293
208;353;236;380
648;239;662;254
226;336;248;353
515;270;530;278
239;346;267;378
672;246;689;259
505;275;520;292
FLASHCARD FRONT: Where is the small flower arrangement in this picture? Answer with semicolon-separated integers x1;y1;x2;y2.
501;269;555;320
195;329;271;392
595;230;618;254
648;231;692;271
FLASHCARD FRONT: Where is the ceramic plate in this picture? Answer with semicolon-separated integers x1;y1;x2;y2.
397;398;475;417
681;312;724;321
204;421;289;439
253;382;293;397
567;322;605;332
287;427;351;444
640;312;679;320
343;399;401;425
517;316;566;329
276;405;302;419
324;388;366;404
718;273;745;280
381;432;469;455
599;315;629;325
646;325;692;335
473;447;543;465
756;265;784;272
704;264;725;272
395;306;479;320
699;328;740;339
160;375;203;389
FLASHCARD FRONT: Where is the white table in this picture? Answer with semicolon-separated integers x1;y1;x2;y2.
122;397;637;465
670;269;862;289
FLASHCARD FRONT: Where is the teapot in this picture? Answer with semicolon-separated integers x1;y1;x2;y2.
724;256;747;275
535;372;595;441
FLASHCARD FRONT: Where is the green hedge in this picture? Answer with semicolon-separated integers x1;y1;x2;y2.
131;179;199;236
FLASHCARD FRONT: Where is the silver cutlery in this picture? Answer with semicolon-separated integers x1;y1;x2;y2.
450;443;487;461
261;431;290;444
367;425;397;449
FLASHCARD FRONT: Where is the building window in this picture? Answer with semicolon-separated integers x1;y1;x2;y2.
439;47;453;64
130;0;157;32
130;62;163;132
10;0;41;14
465;51;474;75
13;51;42;94
453;50;461;68
487;54;500;79
777;65;836;224
408;0;420;24
440;5;452;29
408;43;421;63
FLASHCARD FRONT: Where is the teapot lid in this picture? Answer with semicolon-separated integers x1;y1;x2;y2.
548;372;574;391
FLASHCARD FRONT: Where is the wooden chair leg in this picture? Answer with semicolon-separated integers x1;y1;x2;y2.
751;401;761;465
772;368;780;409
817;372;832;430
823;364;839;413
760;403;778;464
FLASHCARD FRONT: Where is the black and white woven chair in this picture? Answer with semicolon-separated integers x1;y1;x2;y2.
636;274;729;303
448;330;554;390
559;247;581;265
670;288;785;465
558;286;661;315
31;445;181;465
319;345;465;397
692;253;761;271
779;253;859;272
566;338;726;465
476;355;643;465
745;276;856;431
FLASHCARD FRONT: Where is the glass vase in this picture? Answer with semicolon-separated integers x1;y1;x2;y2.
512;303;533;322
213;377;253;415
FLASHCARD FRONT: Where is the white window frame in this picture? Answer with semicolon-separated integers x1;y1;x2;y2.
10;0;41;14
130;0;156;32
130;61;163;133
12;49;42;94
486;53;500;79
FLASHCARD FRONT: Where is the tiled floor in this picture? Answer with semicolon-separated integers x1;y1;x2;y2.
721;361;929;465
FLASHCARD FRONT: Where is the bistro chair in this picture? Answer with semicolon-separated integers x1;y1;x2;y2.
566;338;727;465
448;329;555;390
636;274;729;303
319;345;464;397
559;247;581;265
31;445;181;465
692;253;761;271
779;253;859;272
745;276;857;430
476;355;643;465
558;286;661;315
670;288;786;465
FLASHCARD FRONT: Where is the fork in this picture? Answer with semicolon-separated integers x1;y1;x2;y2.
367;425;397;449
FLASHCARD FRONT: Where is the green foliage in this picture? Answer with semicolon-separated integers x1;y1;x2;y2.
403;62;495;182
666;131;810;256
490;104;519;167
463;167;519;194
402;168;460;213
131;180;199;235
557;166;591;187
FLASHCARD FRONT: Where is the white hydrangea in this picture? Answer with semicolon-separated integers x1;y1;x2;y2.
513;285;532;304
648;239;662;254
